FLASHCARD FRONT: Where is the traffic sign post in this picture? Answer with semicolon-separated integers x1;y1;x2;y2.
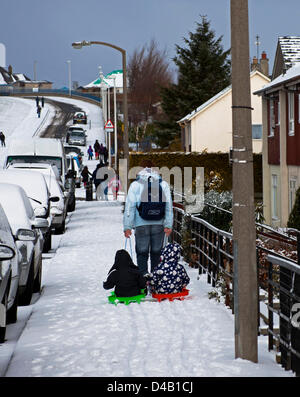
104;120;114;166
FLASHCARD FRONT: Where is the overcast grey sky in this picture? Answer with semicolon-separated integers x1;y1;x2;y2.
1;0;300;88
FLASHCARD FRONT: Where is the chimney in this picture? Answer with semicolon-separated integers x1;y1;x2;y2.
260;51;269;77
8;64;12;75
251;56;259;71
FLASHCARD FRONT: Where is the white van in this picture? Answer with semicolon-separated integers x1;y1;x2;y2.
5;138;68;186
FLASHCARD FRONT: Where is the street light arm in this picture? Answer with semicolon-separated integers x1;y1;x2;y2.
89;41;125;55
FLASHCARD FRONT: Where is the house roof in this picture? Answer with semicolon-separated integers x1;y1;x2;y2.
178;70;270;124
84;70;124;89
254;62;300;95
278;36;300;68
0;66;32;86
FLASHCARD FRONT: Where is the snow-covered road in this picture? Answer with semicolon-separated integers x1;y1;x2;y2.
0;95;294;377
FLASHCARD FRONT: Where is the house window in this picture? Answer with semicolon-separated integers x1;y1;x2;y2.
271;174;278;219
252;124;262;139
289;177;297;213
269;100;275;137
288;92;295;135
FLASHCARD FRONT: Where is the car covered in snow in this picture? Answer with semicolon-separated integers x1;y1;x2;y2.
0;183;47;306
0;169;58;253
5;137;69;187
64;145;84;158
66;154;83;188
73;111;87;125
0;203;20;343
39;173;69;234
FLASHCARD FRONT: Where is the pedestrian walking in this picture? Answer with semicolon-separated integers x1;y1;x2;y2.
145;243;190;294
87;145;94;160
81;166;92;187
35;96;39;107
41;97;45;107
37;105;41;118
108;173;121;200
92;162;104;200
123;159;173;275
0;131;5;147
103;145;108;164
99;143;105;162
93;140;101;160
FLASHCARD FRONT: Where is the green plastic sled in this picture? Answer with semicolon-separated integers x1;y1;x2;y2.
108;289;146;305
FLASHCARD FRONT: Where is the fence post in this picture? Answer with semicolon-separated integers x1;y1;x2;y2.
268;260;274;351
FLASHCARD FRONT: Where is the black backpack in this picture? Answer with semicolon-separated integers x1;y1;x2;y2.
137;176;166;221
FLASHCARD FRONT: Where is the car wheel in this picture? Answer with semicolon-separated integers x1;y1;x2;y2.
0;288;8;343
43;232;52;253
19;260;34;306
7;287;19;324
68;197;76;212
55;220;65;234
33;260;42;293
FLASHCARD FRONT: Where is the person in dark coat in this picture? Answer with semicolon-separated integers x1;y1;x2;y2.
81;166;92;187
37;105;41;118
41;97;45;107
146;242;190;295
0;131;5;147
103;249;146;297
93;140;101;160
103;145;108;163
92;162;105;199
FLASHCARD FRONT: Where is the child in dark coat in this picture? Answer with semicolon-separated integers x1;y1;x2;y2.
146;243;190;294
103;249;146;297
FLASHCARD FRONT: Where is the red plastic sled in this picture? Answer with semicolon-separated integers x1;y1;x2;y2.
152;288;189;302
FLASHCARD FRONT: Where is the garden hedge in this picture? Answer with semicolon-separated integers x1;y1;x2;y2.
129;151;262;194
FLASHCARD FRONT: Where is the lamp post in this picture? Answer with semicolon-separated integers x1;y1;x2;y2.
72;40;128;169
109;74;118;170
67;60;71;97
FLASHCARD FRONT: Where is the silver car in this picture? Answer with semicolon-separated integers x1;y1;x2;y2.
0;204;19;343
67;128;87;146
0;183;46;306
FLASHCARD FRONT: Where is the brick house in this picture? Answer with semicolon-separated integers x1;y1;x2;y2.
255;57;300;227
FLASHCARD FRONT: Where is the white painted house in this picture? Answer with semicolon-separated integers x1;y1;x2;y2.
178;69;270;154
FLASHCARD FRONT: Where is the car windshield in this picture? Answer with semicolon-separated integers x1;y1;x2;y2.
7;155;62;176
70;131;84;137
64;147;81;155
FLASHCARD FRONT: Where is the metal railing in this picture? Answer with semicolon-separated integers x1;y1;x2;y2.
0;88;102;103
172;205;300;375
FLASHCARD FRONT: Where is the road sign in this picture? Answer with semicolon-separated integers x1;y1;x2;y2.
104;120;114;132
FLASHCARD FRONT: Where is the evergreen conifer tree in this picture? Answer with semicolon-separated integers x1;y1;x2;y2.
287;186;300;230
155;15;231;148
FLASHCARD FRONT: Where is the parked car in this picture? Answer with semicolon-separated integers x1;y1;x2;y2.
73;111;87;124
0;183;47;306
0;203;20;343
7;161;74;216
5;137;69;187
66;154;83;188
39;173;69;234
67;130;86;146
0;169;58;253
64;145;84;158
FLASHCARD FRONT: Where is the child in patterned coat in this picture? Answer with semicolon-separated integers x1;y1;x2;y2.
146;242;190;294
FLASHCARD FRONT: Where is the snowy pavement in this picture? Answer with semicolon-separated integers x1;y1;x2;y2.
0;95;294;377
0;200;293;377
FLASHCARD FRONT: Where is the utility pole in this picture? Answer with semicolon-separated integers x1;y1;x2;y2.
230;0;258;363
